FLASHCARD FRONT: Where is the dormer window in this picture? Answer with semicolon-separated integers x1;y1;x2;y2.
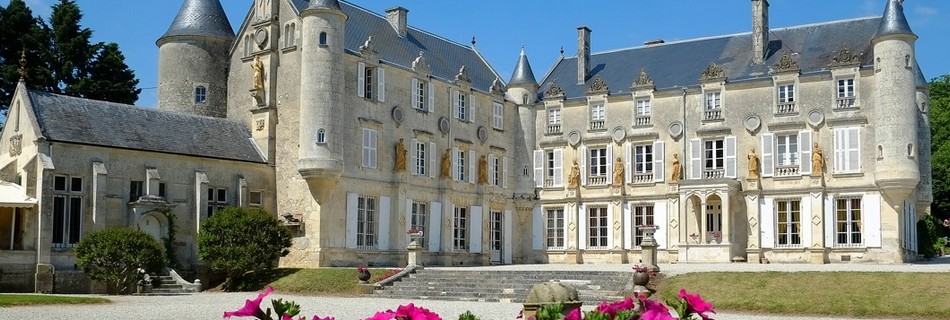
195;86;207;104
776;84;796;115
703;91;723;121
589;103;605;131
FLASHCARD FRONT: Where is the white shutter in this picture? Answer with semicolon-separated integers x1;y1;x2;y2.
411;78;420;109
553;148;564;187
834;129;845;173
452;90;460;118
689;139;702;180
370;130;378;168
405;199;413;245
428;202;442;252
345;193;359;248
532;206;543;250
824;195;835;248
761;197;775;249
863;193;882;247
624;142;632;184
606;144;614;185
578;204;587;250
725;135;737;178
429;142;437;178
622;203;632;250
467;94;473;121
468;151;477;184
761;133;774;177
503;210;513;264
503;157;509;189
357;62;366;98
488;154;496;186
378;196;391;250
452;147;460;181
562;205;570;249
410;139;419;176
654;200;667;249
427;81;435;112
799;131;812;175
533;150;544;187
470;206;483;253
653;141;665;183
606;203;615;249
847;128;861;172
580;146;588;186
801;196;812;247
377;67;386;102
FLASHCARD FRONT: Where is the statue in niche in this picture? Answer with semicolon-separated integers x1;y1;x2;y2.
812;143;825;177
670;153;682;182
394;138;407;172
612;157;624;187
252;56;265;92
567;160;581;188
478;155;489;184
748;148;760;180
440;148;452;178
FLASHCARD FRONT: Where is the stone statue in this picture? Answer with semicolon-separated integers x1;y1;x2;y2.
478;155;489;184
394;138;407;172
812;143;824;176
567;160;581;188
612;157;624;187
252;56;265;92
670;153;682;182
440;148;452;178
748;148;760;180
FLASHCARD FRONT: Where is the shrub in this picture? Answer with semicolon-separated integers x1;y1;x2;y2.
74;228;164;294
198;207;291;290
918;215;940;258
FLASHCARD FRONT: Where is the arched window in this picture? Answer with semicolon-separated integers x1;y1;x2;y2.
319;32;328;46
316;129;326;144
195;86;208;104
288;23;296;47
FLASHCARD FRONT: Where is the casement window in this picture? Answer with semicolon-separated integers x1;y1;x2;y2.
690;136;735;179
358;63;386;102
52;175;83;248
356;196;377;249
129;180;144;202
778;84;795;103
760;131;812;177
589;147;609;178
413;140;427;176
456;149;467;182
704;139;725;172
835;197;862;247
587;206;609;249
410;201;427;248
836;78;856;109
453;90;469;121
194;86;207;104
776;134;799;167
548;108;561;125
361;128;378;169
453;206;468;251
776;199;801;247
833;127;861;173
636;99;651;116
705;91;722;110
363;66;375;99
634;145;653;174
633;204;655;247
249;191;263;207
589;103;605;130
316;129;326;144
411;78;433;111
705;202;723;234
492;102;504;130
452;146;476;184
207;188;228;217
489;154;501;187
535;149;563;188
283;22;296;47
545;208;565;250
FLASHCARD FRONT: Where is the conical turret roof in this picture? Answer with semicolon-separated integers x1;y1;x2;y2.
160;0;234;42
307;0;342;11
509;48;538;87
875;0;915;39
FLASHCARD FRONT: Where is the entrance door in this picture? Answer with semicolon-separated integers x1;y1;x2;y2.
489;211;503;263
137;215;163;241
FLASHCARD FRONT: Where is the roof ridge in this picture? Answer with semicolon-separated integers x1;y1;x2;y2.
28;89;243;123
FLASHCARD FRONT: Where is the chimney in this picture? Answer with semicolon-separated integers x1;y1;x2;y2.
577;26;591;84
386;6;409;37
752;0;770;64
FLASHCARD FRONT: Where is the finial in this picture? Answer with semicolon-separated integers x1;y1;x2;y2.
471;36;476;47
18;49;27;81
559;46;564;57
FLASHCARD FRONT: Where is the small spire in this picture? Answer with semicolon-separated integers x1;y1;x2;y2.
509;46;538;87
875;0;915;39
559;46;564;57
18;50;27;81
471;36;476;47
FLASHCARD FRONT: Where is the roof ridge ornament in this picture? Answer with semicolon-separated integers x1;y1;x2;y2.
455;65;471;84
489;77;505;95
700;62;726;82
544;81;564;98
411;51;431;74
18;50;27;81
829;43;862;68
587;75;609;94
770;51;800;74
631;68;654;89
359;36;376;54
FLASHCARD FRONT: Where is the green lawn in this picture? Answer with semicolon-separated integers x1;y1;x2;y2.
229;268;401;295
655;272;950;319
0;294;110;307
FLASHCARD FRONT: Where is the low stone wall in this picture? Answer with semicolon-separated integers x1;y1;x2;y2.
54;271;92;294
0;263;35;292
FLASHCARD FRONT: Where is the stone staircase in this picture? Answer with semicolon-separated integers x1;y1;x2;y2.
136;269;201;295
373;269;631;304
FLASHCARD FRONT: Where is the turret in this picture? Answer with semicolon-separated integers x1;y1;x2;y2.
506;48;540;196
298;0;347;202
506;48;539;104
872;0;920;203
157;0;233;117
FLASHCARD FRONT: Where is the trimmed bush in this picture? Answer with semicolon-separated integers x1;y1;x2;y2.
918;215;941;258
198;207;291;290
74;228;164;294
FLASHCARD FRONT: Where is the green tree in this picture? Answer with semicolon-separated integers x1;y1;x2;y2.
75;42;141;104
49;0;94;95
930;75;950;220
198;207;292;291
0;0;55;116
74;228;165;295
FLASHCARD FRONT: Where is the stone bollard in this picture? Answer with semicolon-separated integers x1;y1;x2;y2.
639;226;659;272
522;282;582;319
407;239;424;269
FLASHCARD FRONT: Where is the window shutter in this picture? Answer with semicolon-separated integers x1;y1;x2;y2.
553;148;564;187
654;200;667;249
469;206;483;253
863;193;882;247
606;203;615;249
824;196;834;248
801;196;813;247
405;199;413;245
580;146;588;186
427;81;435;112
488;154;496;185
378;196;391;250
357;62;366;98
606;144;614;185
429;142;437;178
799;131;812;175
503;157;509;189
761;133;774;177
622;203;632;249
452;90;460;118
468;151;476;184
428;202;442;252
653;140;665;183
532;206;543;250
467;94;473;121
848;127;861;172
725;135;737;178
760;198;775;249
503;210;513;264
689;139;702;180
562;205;570;249
410;139;419;176
533;150;544;187
834;129;845;173
411;78;420;109
369;130;378;168
452;147;460;181
624;142;632;184
377;67;386;102
578;204;587;250
345;193;358;248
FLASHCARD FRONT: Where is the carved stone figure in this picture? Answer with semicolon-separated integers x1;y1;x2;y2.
612;157;624;187
478;155;488;184
567;160;581;188
440;148;452;178
748;148;760;180
252;56;265;92
812;143;825;176
394;138;407;172
670;153;682;182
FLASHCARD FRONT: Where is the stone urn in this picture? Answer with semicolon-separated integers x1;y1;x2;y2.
522;282;583;319
632;270;650;287
632;266;652;298
357;269;371;284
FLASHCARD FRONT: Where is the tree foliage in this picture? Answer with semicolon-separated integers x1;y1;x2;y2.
198;207;292;291
74;228;165;295
930;75;950;220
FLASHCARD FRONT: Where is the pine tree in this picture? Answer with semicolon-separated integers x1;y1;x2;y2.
75;43;141;104
0;0;55;116
49;0;95;96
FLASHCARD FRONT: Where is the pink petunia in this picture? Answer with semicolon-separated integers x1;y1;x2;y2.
563;308;582;320
311;316;336;320
223;287;274;319
639;297;675;320
678;289;716;320
595;297;636;317
364;311;397;320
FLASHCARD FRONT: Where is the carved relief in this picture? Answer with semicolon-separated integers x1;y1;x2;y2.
770;51;800;74
700;62;726;81
255;119;265;132
544;81;564;98
489;77;505;95
411;51;431;74
359;36;376;55
9;134;22;157
632;68;654;88
454;65;471;84
829;43;862;67
587;75;609;94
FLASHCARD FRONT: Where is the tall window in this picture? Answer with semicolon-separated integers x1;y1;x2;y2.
589;147;608;177
410;201;427;248
587;206;609;249
52;176;83;248
548;108;561;124
778;84;795;103
634;145;653;174
490;155;501;186
705;201;723;239
207;188;228;217
492;102;504;130
453;206;468;251
833;127;861;173
633;204;654;247
456;149;467;182
636;99;651;116
356;196;377;249
316;129;326;144
776;134;799;167
835;197;862;247
455;92;467;121
363;66;375;100
704;139;725;171
546;150;556;180
415;80;428;110
414;141;427;176
361;128;378;169
319;32;328;45
195;86;207;104
546;208;565;249
705;91;722;110
129;180;144;202
776;199;801;247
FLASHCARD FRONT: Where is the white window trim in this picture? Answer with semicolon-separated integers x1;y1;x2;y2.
833;127;861;173
705;91;722;110
545;207;566;250
834;196;863;247
775;199;802;248
636;99;651;116
587;206;609;249
356;195;378;250
453;205;468;251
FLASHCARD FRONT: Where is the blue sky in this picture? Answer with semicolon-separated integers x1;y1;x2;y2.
5;0;950;107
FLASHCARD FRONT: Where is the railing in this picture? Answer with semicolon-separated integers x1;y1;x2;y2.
632;173;654;184
703;109;722;121
776;102;797;115
704;169;725;179
543;179;556;188
587;176;608;186
775;165;800;177
634;116;652;127
589;120;606;131
546;124;562;134
836;97;856;110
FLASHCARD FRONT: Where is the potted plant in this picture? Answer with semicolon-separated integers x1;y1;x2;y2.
689;232;699;244
356;265;371;284
406;227;424;242
711;231;722;244
631;264;651;286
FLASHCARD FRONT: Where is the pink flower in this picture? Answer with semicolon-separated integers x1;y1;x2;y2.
563;308;582;320
595;297;636;317
678;289;716;320
639;297;674;320
311;316;336;320
364;311;396;320
365;304;441;320
516;310;523;319
224;287;274;319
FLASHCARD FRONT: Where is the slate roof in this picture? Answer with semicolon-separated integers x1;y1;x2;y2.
876;0;914;38
291;0;501;92
27;91;265;163
306;0;342;11
161;0;234;42
540;17;883;100
509;48;539;87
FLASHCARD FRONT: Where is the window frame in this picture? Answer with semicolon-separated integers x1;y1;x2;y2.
456;148;467;182
775;199;802;247
415;80;428;110
414;141;427;176
545;207;565;250
634;144;654;174
207;187;228;217
837;78;856;98
194;86;208;104
705;91;722;110
492;102;504;130
547;108;561;125
410;201;428;249
52;175;83;248
249;191;264;207
453;205;468;251
704;139;725;171
589;103;605;121
633;204;655;248
363;65;375;100
356;195;377;249
777;84;795;103
835;197;863;247
635;99;651;116
776;134;799;167
587;206;609;249
588;146;608;177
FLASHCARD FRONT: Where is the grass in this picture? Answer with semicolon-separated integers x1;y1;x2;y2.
0;294;110;307
655;272;950;319
228;267;403;295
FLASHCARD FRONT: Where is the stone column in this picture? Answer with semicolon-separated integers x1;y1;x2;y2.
640;226;659;272
745;193;762;263
91;162;108;232
34;154;55;293
407;238;423;268
808;187;827;264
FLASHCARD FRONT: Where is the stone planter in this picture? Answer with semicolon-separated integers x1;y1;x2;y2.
632;271;650;286
522;282;583;319
357;270;371;284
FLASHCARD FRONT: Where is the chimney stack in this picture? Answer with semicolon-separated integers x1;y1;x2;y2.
386;6;409;37
752;0;770;64
577;26;591;84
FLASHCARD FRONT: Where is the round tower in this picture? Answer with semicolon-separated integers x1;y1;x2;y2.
157;0;234;118
506;48;539;105
507;48;540;194
298;0;347;201
872;0;920;202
